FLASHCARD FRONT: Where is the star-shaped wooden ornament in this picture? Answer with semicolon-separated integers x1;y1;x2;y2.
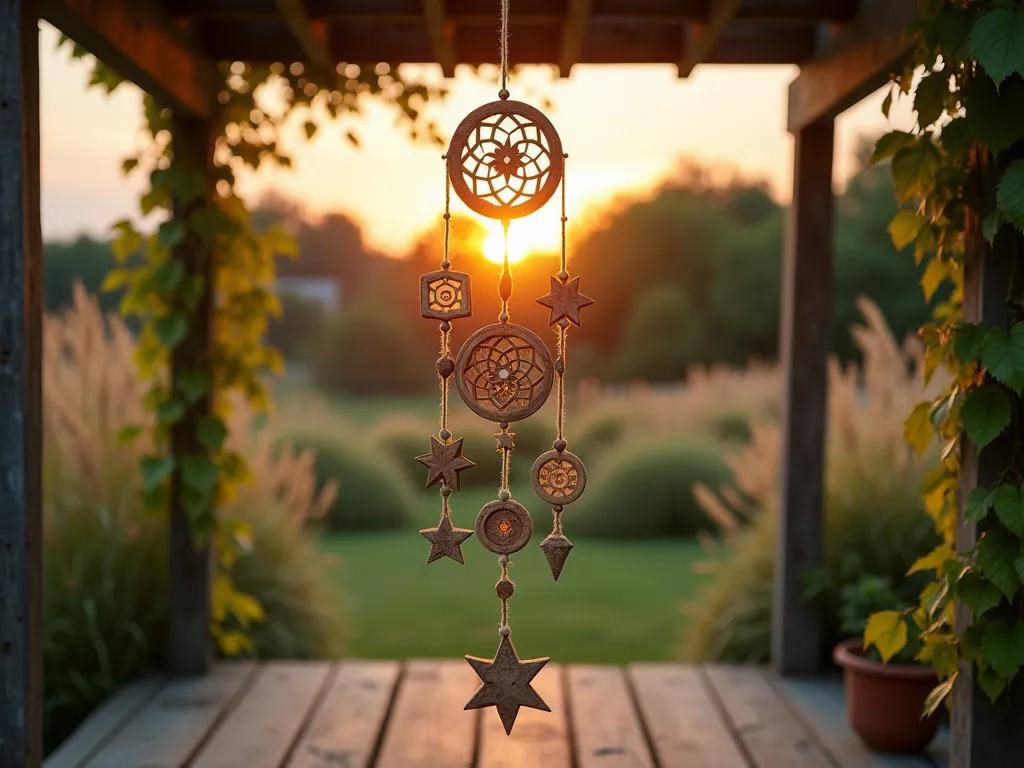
464;632;550;734
535;275;595;327
416;436;475;491
494;429;515;451
420;514;473;564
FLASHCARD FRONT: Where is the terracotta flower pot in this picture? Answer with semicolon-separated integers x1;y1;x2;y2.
832;638;941;753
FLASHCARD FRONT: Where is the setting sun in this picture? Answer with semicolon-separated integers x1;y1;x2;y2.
481;213;561;264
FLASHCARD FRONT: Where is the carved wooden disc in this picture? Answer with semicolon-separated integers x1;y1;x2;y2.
421;269;472;320
455;323;554;423
447;100;564;220
531;449;587;506
475;498;533;555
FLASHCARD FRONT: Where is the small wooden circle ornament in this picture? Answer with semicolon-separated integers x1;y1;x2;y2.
456;323;554;423
531;449;587;505
447;100;564;221
476;499;534;555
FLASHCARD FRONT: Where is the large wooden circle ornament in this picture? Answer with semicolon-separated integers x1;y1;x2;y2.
456;323;554;422
531;449;587;506
476;499;533;554
447;100;564;220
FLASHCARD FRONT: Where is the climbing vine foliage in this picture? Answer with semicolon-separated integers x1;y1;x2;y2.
863;0;1024;712
62;39;443;654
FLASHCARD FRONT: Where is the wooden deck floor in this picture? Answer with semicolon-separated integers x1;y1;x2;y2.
46;661;948;768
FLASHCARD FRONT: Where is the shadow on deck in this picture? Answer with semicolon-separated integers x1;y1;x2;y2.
45;661;949;768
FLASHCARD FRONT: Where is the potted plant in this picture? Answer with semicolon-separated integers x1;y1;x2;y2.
805;557;941;753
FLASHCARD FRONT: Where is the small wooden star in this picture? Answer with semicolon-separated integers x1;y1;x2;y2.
494;429;516;451
420;514;473;564
464;632;550;735
535;275;595;327
416;436;475;491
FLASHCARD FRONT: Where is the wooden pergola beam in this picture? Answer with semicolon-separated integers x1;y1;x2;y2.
786;0;917;132
677;0;741;77
557;0;592;78
41;0;218;120
422;0;456;78
275;0;333;76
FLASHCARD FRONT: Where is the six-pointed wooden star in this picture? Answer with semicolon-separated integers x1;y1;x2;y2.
420;514;474;564
535;275;595;327
464;632;550;734
416;436;476;490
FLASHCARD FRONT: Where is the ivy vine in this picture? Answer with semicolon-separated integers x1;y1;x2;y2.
863;0;1024;712
59;39;445;654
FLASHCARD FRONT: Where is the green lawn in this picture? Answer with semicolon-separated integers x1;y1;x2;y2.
320;485;714;663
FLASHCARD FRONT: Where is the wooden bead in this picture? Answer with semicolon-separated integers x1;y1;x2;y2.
553;439;567;452
496;580;515;600
437;356;455;379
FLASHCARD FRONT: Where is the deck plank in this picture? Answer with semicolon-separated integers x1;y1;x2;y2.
81;662;255;768
191;662;331;768
774;674;942;768
45;677;166;768
477;663;570;768
566;664;655;768
629;663;749;767
375;659;479;768
287;660;402;768
703;665;832;768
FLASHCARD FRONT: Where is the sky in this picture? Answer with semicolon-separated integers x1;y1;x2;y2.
39;22;915;258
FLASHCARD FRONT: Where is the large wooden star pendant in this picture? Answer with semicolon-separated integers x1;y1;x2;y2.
464;633;550;734
536;275;595;327
416;436;475;491
420;514;473;564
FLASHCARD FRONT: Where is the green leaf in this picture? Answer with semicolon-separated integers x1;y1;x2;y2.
908;544;953;575
864;611;908;663
1014;553;1024;585
117;425;143;446
100;268;137;293
892;140;941;201
966;486;996;524
978;528;1022;601
151;260;184;294
197;415;228;452
982;324;1024;393
122;157;139;174
914;71;949;129
181;454;219;497
155;400;185;425
871;130;916;165
978;665;1009;702
920;257;950;302
954;323;988;364
157;220;186;250
140;455;175;491
968;8;1024;87
153;313;188;348
997;159;1024;232
176;370;210;404
904;401;935;457
993;483;1024;536
304;120;318;139
935;4;971;54
939;117;972;155
960;385;1012;450
881;88;894;119
983;209;1004;243
958;571;1004;616
981;620;1024;679
968;76;1024;155
889;209;925;250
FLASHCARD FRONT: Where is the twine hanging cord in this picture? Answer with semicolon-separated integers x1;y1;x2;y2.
499;0;510;96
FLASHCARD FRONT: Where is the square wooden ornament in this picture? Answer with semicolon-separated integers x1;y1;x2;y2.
420;269;472;320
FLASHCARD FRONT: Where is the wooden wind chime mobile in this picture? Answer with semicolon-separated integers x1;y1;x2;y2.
415;0;594;736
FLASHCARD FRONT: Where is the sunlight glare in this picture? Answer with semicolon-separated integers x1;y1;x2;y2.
481;218;558;264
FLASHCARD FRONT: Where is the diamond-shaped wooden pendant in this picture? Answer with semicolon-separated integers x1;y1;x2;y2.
540;532;573;581
421;269;472;320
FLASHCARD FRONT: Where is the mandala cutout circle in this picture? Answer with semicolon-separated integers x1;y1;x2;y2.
447;100;564;220
531;450;587;506
456;323;554;422
476;499;534;555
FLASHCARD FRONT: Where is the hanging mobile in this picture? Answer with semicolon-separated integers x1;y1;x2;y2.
418;0;594;735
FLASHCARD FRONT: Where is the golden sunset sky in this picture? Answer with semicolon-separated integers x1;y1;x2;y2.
39;22;914;258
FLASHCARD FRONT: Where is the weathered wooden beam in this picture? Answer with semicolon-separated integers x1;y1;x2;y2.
275;0;333;76
168;116;216;677
786;0;918;133
950;145;1024;768
42;0;218;119
772;117;834;677
422;0;456;78
0;1;43;766
557;0;591;77
677;0;741;77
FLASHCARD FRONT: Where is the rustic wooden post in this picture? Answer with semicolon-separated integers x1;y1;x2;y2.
772;117;834;677
168;116;216;676
949;145;1024;768
0;0;43;765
